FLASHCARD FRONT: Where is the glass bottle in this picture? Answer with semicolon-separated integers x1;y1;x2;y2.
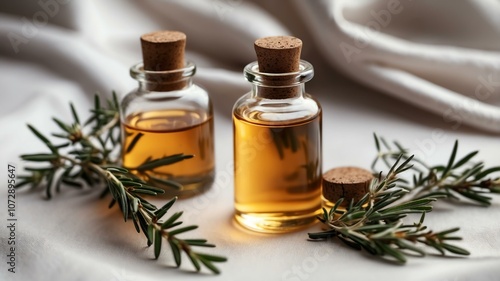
121;56;215;198
233;59;322;233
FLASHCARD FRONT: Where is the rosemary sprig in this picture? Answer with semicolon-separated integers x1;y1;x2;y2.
309;156;470;263
372;134;500;206
16;92;226;274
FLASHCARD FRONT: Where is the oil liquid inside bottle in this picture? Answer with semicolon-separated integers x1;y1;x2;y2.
233;113;322;233
122;109;214;197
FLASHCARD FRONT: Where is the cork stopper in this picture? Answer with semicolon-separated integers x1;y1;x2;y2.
140;31;187;91
254;36;302;99
322;167;374;207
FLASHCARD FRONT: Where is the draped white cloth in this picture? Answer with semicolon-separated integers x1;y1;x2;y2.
0;1;499;280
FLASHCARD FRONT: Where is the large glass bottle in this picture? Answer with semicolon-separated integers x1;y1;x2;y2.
120;31;214;198
233;38;322;233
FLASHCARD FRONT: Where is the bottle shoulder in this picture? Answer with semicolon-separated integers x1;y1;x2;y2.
233;93;321;125
121;84;212;119
123;84;208;102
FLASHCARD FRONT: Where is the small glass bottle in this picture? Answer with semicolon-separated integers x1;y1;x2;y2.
233;36;322;233
120;31;215;198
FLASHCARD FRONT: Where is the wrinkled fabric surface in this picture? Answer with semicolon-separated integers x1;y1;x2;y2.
0;1;499;280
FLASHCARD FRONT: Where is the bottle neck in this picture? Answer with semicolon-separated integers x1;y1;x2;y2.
130;61;196;92
244;60;314;100
138;77;193;92
252;84;305;99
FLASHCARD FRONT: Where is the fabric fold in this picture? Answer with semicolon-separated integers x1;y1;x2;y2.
294;0;500;132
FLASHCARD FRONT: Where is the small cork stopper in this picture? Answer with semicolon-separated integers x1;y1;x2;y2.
254;36;302;99
322;167;374;207
141;31;185;71
140;31;186;91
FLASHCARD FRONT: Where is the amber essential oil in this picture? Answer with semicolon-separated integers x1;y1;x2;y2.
233;112;322;233
122;109;214;196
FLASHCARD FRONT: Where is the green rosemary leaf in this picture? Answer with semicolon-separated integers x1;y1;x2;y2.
440;243;470;256
385;155;402;177
112;91;120;109
395;240;425;257
356;193;370;208
376;241;406;263
135;185;166;194
395;155;414;173
381;198;436;213
356;224;394;232
14;180;31;189
346;233;378;255
108;198;116;208
456;191;491;206
131;189;159;196
321;208;329;222
426;240;445;255
52;117;72;133
452;151;478;169
169;225;198;236
163;221;183;229
372;196;403;211
155;197;177;219
70;103;80;125
51;133;68;139
184;239;215;247
328;199;343;216
131;197;139;213
106;167;129;174
393;141;407;154
161;212;183;229
84;115;96;126
442;140;458;177
289;130;299;152
148;175;183;190
187;252;201;272
338;235;362;250
154;229;162;259
27;124;57;153
141;200;157;212
54;143;70;149
271;130;285;159
118;177;143;186
46;171;54;199
380;136;391;151
198;257;220;274
168;240;181;267
131;212;140;233
126;133;144;153
116;182;128;221
136;154;193;171
147;223;154;245
373;133;381;152
94;94;101;110
308;230;338;240
440;236;463;241
474;167;500;181
196;254;227;263
25;166;53;172
342;210;366;221
21;153;59;162
454;163;484;184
